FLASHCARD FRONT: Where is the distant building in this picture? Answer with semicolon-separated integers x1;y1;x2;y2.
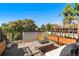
64;23;78;28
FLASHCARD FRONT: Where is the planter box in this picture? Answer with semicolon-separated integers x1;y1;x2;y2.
48;35;58;42
0;40;6;55
59;37;76;45
48;36;76;45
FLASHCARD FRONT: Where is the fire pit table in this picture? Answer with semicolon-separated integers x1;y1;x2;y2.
34;40;55;54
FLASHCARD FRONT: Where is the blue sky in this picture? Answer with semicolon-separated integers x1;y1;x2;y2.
0;3;74;27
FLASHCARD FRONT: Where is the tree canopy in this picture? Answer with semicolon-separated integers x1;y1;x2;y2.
1;19;38;41
63;3;75;24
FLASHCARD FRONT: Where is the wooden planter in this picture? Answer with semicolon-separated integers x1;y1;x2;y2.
48;36;76;45
0;40;6;55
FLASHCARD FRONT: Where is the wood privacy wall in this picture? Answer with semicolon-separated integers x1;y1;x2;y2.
0;40;6;55
48;36;76;45
23;32;45;42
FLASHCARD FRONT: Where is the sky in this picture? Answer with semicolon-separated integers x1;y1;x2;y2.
0;3;74;27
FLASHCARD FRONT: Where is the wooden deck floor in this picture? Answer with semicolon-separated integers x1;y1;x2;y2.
2;41;43;56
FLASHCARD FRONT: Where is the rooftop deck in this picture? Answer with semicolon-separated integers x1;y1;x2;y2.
2;40;55;56
1;33;78;56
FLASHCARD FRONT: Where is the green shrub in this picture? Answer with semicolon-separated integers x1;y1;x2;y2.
51;32;54;36
13;32;22;41
0;33;6;43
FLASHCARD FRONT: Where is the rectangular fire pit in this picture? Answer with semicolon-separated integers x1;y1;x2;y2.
35;40;54;54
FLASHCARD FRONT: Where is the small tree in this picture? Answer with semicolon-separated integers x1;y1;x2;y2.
40;24;46;31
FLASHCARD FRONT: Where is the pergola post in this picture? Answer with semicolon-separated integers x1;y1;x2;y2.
76;15;79;42
57;28;59;45
77;23;79;42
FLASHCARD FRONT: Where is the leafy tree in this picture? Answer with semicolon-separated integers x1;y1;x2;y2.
1;19;38;41
62;3;77;38
0;27;7;42
40;24;46;31
46;23;52;31
73;3;79;41
62;3;79;39
63;3;75;24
